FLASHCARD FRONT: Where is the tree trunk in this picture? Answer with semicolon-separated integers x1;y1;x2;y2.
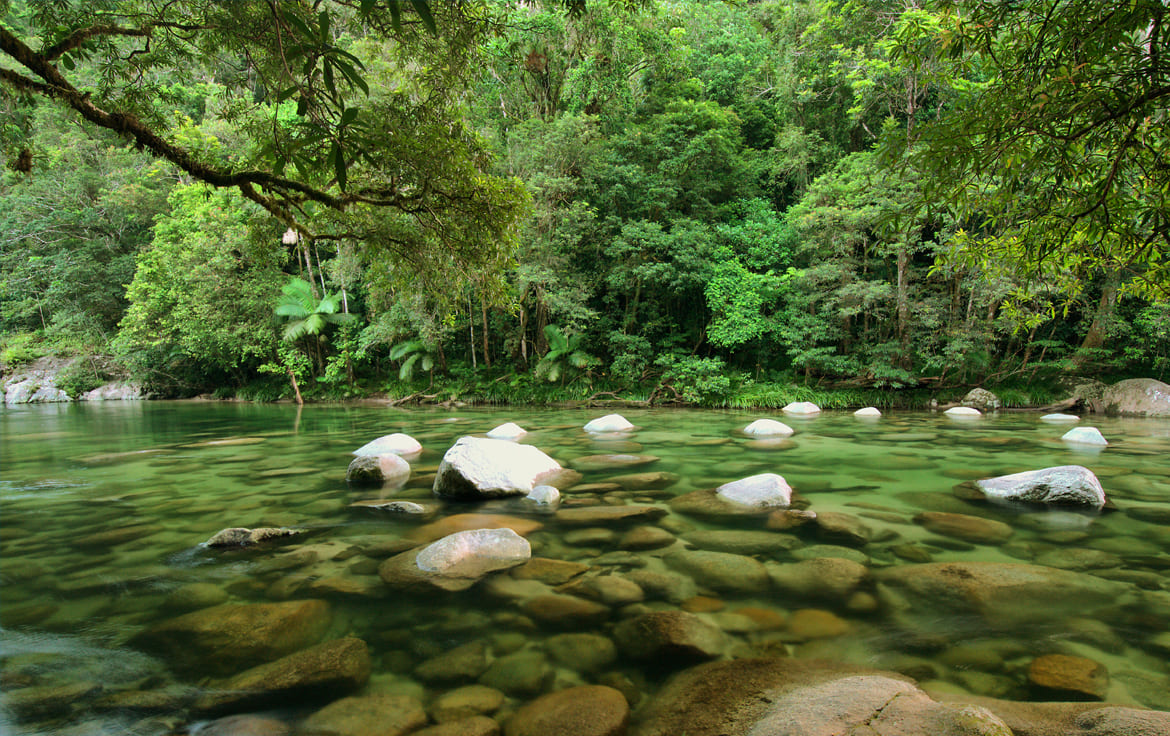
481;294;492;369
896;242;910;365
1074;271;1121;367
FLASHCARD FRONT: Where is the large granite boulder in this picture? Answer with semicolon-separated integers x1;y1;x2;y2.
961;388;1002;411
130;600;331;676
195;637;370;715
505;685;628;736
974;465;1107;508
875;561;1132;627
433;436;564;500
1100;378;1170;416
715;473;792;509
379;528;531;592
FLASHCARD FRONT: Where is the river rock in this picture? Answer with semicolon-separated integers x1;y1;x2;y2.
486;422;527;440
854;407;881;417
624;569;697;603
944;406;982;417
511;557;590;584
1100;378;1170;416
814;511;871;546
346;454;411;485
380;529;530;593
415;641;489;684
669;488;772;518
607;471;679;490
914;511;1014;545
962;388;1002;411
876;561;1132;627
974;465;1107;508
555;504;666;526
195;637;370;715
353;433;422;457
130;599;331;676
1041;413;1081;422
715;473;792;509
782;401;821;415
433;437;564;500
786;608;853;639
584;414;635;433
410;514;543;544
430;685;505;722
1027;653;1109;701
301;693;427;736
571;454;659;471
742;419;794;436
348;500;431;515
765;557;870;602
192;714;292;736
636;658;1018;736
544;633;618;673
562;574;644;605
414;716;500;736
618;525;676;550
504;685;628;736
522;594;609;627
685;529;798;556
525;484;560;506
205;526;305;547
613;611;725;663
1062;427;1108;446
478;651;551;698
664;549;769;594
162;582;229;612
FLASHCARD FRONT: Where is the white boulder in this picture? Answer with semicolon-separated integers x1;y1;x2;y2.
853;407;881;417
584;414;635;433
415;528;532;578
1062;427;1108;446
715;474;793;509
526;484;561;506
1040;413;1080;422
486;422;528;440
743;419;794;437
944;406;981;417
433;436;563;500
353;433;422;457
782;401;821;415
975;465;1106;509
345;454;411;485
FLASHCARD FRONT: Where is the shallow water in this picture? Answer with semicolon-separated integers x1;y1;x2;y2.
2;402;1169;733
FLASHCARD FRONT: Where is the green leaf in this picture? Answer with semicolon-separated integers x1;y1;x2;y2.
340;106;359;127
410;0;438;35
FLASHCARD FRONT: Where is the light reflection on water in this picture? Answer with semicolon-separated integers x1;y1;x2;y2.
1;401;1169;733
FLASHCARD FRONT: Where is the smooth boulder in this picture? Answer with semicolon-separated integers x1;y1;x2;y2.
945;406;981;417
345;453;411;485
1062;427;1108;446
742;419;794;436
715;473;792;509
433;436;563;500
505;685;628;736
584;414;634;433
853;407;881;417
486;422;527;440
975;465;1107;508
1100;378;1170;416
353;433;422;457
782;401;821;415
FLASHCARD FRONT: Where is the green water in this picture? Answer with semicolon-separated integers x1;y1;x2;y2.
2;402;1169;734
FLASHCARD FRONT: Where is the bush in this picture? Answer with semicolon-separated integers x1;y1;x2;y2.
56;359;110;398
0;332;46;369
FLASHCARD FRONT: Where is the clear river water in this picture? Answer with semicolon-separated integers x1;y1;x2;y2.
1;401;1169;735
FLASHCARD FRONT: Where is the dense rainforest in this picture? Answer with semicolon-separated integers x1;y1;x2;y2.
1;0;1168;406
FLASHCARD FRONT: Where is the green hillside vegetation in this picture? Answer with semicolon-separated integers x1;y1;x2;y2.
2;0;1168;404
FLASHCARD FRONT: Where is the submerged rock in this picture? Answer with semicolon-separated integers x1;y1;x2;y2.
1041;413;1081;422
974;465;1107;508
584;414;635;433
353;433;422;457
742;419;794;436
914;511;1014;545
504;685;628;736
195;637;370;715
765;558;870;602
301;693;427;736
433;436;564;500
613;611;725;663
664;549;770;594
525;484;560;506
1027;653;1109;701
1062;427;1109;446
130;600;332;676
380;528;531;593
876;561;1131;627
853;407;881;417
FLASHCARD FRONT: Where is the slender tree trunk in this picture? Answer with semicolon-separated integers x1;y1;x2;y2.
1074;271;1121;368
481;294;492;369
468;293;477;369
288;369;304;405
896;242;910;365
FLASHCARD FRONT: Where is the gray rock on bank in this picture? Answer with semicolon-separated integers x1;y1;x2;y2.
1100;377;1170;416
961;387;1001;411
433;436;564;500
974;465;1107;508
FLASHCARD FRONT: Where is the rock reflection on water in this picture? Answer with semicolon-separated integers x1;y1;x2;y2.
1;404;1170;735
